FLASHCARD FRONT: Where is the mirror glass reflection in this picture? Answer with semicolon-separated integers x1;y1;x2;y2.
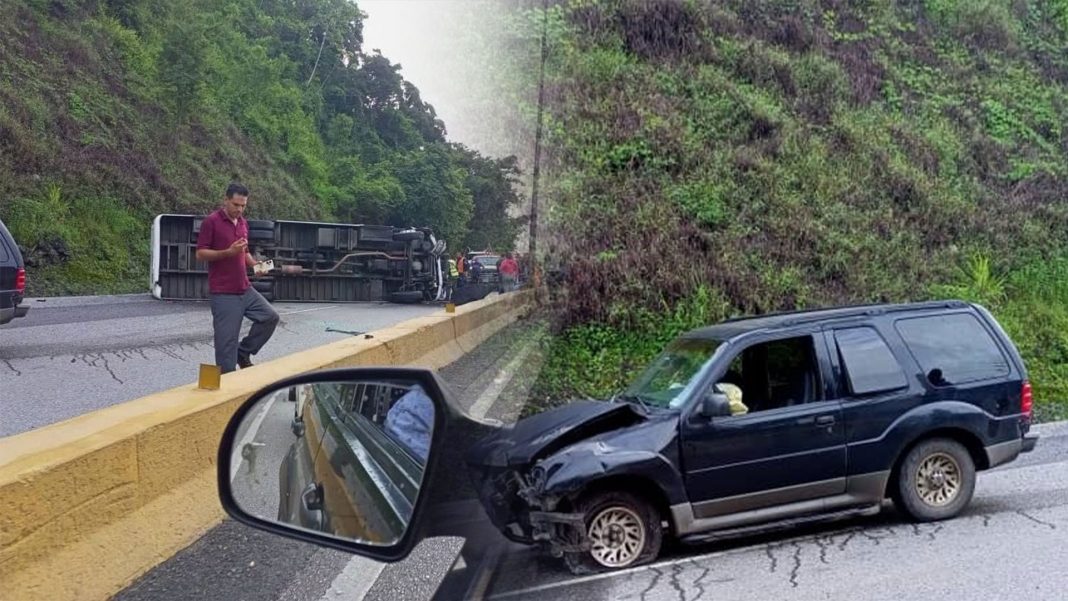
230;379;435;546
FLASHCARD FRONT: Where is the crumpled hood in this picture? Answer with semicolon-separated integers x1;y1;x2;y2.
466;400;644;468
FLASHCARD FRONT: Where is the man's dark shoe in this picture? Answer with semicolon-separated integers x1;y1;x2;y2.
237;352;253;369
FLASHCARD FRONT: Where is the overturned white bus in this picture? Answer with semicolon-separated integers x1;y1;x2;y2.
150;215;447;304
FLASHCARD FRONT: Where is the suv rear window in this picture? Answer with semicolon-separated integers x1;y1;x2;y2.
834;327;908;395
0;232;10;263
895;313;1009;385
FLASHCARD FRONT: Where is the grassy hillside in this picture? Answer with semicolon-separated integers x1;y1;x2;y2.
0;0;524;296
507;0;1068;420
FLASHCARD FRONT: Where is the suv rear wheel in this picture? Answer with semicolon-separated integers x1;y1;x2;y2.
563;490;662;575
893;438;976;522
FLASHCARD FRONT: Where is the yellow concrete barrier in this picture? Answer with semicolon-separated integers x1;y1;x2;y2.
0;291;531;601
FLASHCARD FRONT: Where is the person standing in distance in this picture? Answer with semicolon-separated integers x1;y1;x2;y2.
195;183;279;373
498;252;519;292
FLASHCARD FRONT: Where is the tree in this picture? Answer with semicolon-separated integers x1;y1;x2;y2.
452;145;526;251
157;15;208;120
389;145;473;246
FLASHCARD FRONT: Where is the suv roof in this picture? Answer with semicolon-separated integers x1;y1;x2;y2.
686;300;972;340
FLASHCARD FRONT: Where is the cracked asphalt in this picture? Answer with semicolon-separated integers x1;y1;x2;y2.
0;293;438;436
483;420;1068;601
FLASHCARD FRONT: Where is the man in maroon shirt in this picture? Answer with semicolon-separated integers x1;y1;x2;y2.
196;183;279;373
498;253;519;292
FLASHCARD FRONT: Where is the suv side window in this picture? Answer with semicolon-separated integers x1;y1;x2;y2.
833;327;908;396
0;230;11;263
894;313;1009;385
711;335;821;415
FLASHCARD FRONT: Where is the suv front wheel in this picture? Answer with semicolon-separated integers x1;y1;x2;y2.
564;490;662;575
893;438;976;522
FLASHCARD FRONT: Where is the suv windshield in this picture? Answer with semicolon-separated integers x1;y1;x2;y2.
623;337;724;409
472;255;500;267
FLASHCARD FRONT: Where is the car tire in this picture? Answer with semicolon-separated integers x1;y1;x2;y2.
893;438;976;522
393;230;424;242
252;281;275;303
248;229;276;241
387;290;425;304
563;490;662;575
247;220;275;231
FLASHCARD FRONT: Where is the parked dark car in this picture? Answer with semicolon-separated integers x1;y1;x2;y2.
466;251;501;285
0;218;29;326
278;380;429;544
466;300;1039;573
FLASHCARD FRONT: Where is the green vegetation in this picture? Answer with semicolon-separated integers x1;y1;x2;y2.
0;0;524;295
507;0;1068;420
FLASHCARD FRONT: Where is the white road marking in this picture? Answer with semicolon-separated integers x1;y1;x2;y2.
321;555;386;600
468;342;539;419
278;305;339;315
230;390;280;483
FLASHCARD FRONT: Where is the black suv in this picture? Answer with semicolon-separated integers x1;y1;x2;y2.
0;218;28;325
468;300;1039;573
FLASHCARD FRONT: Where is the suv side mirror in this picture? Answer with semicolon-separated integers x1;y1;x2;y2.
219;367;454;563
927;368;949;387
701;392;733;418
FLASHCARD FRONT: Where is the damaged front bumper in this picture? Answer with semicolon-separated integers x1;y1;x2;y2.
528;511;590;554
473;466;591;555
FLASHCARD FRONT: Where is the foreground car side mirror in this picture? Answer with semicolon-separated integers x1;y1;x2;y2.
700;392;733;418
218;367;453;562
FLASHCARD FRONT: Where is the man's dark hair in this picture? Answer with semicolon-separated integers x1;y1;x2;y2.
225;182;249;198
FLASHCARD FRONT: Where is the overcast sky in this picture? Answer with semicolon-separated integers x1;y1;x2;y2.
359;1;536;247
359;1;516;157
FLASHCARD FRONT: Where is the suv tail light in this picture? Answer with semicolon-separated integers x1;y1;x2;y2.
15;268;26;294
1021;381;1033;416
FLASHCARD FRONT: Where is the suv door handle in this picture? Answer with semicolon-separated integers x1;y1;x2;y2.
796;415;836;426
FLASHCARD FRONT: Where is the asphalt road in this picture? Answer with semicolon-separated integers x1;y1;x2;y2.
230;388;293;523
0;294;438;436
